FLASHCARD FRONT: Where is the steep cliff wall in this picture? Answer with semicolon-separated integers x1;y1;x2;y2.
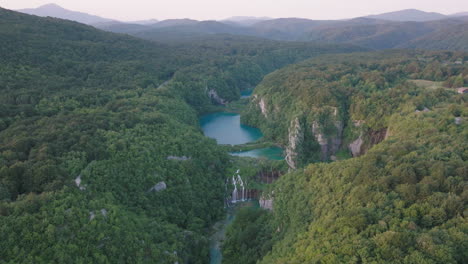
347;122;389;157
241;52;458;168
285;118;303;169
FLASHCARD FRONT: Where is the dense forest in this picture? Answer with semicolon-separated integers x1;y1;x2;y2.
223;51;467;263
1;4;467;264
243;51;468;166
0;7;363;263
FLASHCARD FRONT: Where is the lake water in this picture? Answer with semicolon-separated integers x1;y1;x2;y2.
202;112;282;263
240;90;253;98
200;112;263;145
230;147;284;160
200;112;284;160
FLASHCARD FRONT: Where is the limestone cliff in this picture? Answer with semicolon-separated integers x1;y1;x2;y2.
348;124;389;157
259;192;274;210
285;118;303;169
311;119;343;161
259;98;268;117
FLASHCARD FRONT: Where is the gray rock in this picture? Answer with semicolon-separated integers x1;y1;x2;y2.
167;156;191;161
259;197;273;210
75;175;86;190
208;89;227;105
259;98;268;117
148;181;167;192
100;209;108;217
349;135;364;157
285;118;303;169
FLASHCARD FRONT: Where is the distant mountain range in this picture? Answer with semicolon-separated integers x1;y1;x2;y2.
17;3;115;24
364;9;447;21
222;16;272;26
14;3;468;51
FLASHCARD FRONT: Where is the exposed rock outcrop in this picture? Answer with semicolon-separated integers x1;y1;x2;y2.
311;119;343;161
89;209;108;221
349;135;364;157
285;118;303;169
349;128;389;157
415;107;430;113
208;89;227;105
259;98;268;117
260;190;274;211
369;128;388;146
100;209;108;217
148;181;167;192
260;198;273;210
167;156;191;161
75;175;86;190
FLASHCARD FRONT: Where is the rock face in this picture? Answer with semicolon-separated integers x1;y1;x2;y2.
285;118;303;169
311;110;344;161
100;209;108;217
167;156;191;161
208;89;227;105
286;108;345;167
349;135;364;157
259;98;268;117
259;197;273;210
75;175;86;190
89;209;108;221
349;128;389;157
148;181;167;192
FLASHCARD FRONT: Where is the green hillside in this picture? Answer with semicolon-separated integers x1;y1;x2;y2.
0;8;364;263
225;51;468;263
400;22;468;51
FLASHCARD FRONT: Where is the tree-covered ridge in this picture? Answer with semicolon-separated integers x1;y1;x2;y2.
258;104;467;263
243;50;468;166
400;22;468;51
0;8;367;263
0;7;228;262
223;53;467;263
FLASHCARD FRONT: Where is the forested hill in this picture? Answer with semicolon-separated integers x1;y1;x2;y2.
223;51;468;263
97;16;468;52
0;7;227;263
0;7;363;263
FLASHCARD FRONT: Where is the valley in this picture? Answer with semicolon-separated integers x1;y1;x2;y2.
0;3;467;264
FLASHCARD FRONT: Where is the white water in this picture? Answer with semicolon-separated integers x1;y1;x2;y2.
231;170;247;203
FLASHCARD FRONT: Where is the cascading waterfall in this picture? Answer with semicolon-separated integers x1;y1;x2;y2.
231;176;238;202
237;174;245;201
231;169;248;203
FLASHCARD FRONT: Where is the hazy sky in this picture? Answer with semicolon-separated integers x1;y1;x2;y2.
1;0;468;21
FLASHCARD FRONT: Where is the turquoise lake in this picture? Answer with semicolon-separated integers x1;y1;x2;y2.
200;112;263;145
240;90;253;98
200;112;284;160
230;147;284;160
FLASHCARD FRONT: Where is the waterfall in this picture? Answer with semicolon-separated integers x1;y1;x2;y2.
237;174;244;201
230;169;250;204
231;176;238;203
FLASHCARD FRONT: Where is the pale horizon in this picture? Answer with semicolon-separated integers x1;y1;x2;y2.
1;0;468;22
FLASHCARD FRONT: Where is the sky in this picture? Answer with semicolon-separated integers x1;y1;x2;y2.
1;0;468;21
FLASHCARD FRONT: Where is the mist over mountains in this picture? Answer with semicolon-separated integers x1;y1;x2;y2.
14;3;468;51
